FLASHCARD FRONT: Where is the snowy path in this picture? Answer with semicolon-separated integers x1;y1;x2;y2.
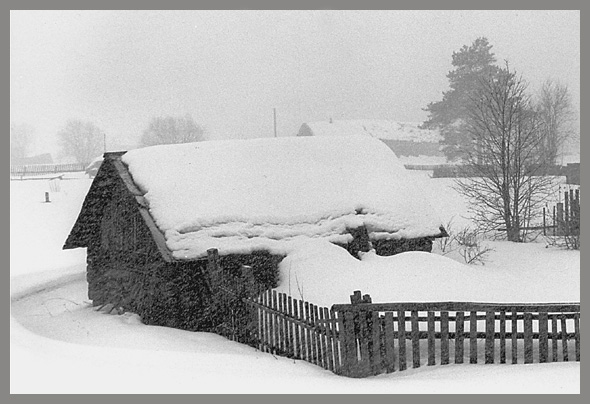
11;271;580;394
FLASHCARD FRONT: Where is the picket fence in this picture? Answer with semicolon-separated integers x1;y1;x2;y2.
206;249;581;378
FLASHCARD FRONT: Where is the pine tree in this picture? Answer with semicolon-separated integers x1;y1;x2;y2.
422;37;500;161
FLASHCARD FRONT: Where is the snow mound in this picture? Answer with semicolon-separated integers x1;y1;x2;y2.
302;120;442;143
275;239;577;307
122;135;444;260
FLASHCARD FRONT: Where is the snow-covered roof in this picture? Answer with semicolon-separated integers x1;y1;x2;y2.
300;120;442;143
121;135;444;260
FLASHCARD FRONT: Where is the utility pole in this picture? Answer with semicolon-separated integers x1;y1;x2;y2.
273;108;277;138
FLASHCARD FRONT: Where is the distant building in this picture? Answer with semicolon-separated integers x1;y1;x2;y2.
298;120;445;164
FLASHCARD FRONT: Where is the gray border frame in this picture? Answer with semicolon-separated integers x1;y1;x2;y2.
5;1;584;402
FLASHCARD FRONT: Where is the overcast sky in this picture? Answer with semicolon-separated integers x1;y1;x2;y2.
10;10;580;156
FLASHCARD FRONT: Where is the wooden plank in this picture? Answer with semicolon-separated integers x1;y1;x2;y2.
441;311;449;365
301;300;310;362
323;307;334;372
292;297;300;359
552;315;559;362
313;305;324;368
333;309;345;374
282;294;290;356
384;312;396;373
411;310;420;368
305;302;315;365
470;311;478;364
258;294;264;352
357;309;371;374
561;314;569;361
280;293;287;354
287;296;294;358
574;312;580;362
485;311;495;364
499;311;506;364
427;311;435;366
343;311;358;376
512;310;518;364
397;311;407;371
264;290;272;353
455;311;464;364
371;311;382;375
538;312;549;363
524;312;533;364
272;291;280;355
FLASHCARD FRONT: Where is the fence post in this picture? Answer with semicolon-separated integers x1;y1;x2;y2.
335;290;375;378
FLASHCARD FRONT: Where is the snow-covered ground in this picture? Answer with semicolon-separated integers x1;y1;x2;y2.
10;170;580;394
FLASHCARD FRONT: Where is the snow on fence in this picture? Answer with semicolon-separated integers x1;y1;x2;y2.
206;249;581;378
10;163;88;179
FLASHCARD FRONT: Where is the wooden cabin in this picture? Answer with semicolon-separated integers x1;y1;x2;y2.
64;136;447;331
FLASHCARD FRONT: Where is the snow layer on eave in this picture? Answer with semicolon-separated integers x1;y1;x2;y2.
304;120;442;143
121;135;444;260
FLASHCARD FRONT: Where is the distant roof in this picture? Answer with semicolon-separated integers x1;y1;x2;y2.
119;135;444;259
299;120;441;143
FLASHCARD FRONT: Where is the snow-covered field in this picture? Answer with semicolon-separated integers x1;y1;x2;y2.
10;170;580;394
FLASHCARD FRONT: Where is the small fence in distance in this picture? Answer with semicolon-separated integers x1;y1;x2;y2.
206;249;581;378
543;189;580;237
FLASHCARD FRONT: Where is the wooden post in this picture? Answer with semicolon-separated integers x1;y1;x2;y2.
427;311;435;366
470;311;478;364
552;315;559;362
574;312;580;362
397;310;407;371
441;311;449;365
499;311;506;364
485;311;495;364
539;312;549;363
524;312;533;364
512;310;518;364
561;314;569;361
565;192;570;235
411;310;420;368
45;192;50;203
557;203;564;235
543;207;546;236
553;206;557;237
455;311;465;364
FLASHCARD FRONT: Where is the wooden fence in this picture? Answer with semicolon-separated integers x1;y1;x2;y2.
545;189;580;237
205;249;581;378
10;163;88;179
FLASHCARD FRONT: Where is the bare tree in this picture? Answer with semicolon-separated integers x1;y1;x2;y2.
10;123;35;161
535;79;576;165
57;120;104;164
455;66;554;242
140;114;205;147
